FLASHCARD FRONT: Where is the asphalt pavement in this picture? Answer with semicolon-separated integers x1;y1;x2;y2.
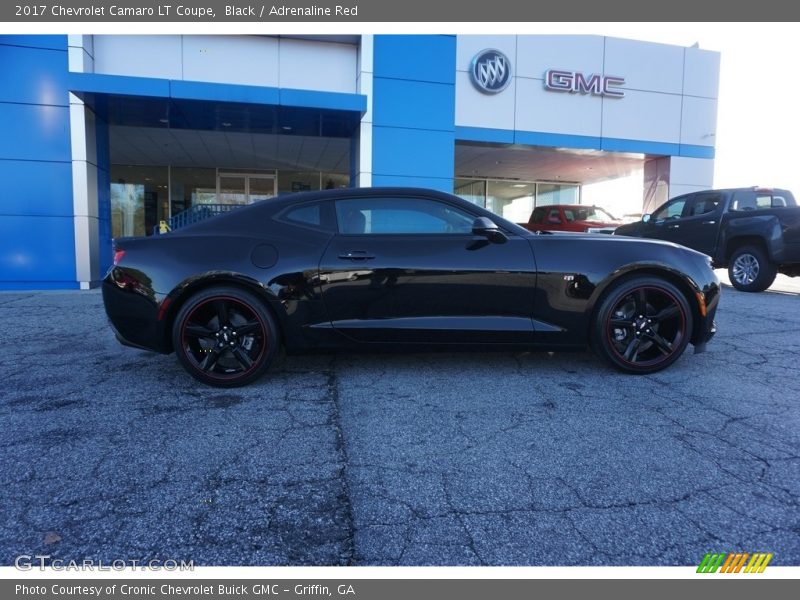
1;276;798;566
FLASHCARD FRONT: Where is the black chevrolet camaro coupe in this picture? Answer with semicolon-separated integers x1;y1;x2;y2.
102;187;720;387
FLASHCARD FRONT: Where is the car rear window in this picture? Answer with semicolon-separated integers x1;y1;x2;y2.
278;201;336;231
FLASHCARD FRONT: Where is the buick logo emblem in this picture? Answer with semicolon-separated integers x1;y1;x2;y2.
470;49;512;94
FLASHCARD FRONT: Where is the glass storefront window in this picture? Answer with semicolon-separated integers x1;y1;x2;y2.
487;181;535;223
454;178;582;222
170;167;217;215
278;171;321;195
321;173;350;190
110;165;168;238
537;183;580;206
110;165;348;236
110;183;145;238
277;171;349;195
454;178;487;207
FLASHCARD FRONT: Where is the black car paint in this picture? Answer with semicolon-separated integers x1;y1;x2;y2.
103;187;719;360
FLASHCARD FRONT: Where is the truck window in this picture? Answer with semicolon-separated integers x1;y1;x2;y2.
755;195;774;209
690;194;722;216
732;190;797;211
530;207;547;224
730;192;758;211
653;198;687;221
772;196;787;207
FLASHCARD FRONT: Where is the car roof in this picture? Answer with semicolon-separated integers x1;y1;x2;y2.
174;187;532;236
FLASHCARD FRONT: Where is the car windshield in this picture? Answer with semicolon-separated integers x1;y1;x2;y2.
563;206;616;222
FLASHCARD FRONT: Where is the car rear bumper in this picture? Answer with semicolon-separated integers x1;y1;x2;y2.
102;275;169;354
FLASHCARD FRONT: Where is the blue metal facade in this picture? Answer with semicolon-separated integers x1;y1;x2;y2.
0;35;77;289
371;35;456;191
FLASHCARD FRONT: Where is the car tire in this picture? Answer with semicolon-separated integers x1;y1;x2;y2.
592;276;693;374
728;245;777;292
172;286;279;387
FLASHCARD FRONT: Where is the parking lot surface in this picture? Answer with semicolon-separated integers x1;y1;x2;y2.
1;276;799;566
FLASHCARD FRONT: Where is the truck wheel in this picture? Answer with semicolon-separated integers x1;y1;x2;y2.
728;246;777;292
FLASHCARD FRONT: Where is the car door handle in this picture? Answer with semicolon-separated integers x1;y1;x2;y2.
338;251;375;260
667;224;680;229
702;220;716;225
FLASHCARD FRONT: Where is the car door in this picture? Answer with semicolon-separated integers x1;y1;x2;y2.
641;195;692;244
671;192;723;255
318;195;538;344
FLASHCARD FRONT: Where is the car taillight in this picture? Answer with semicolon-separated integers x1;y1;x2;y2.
113;249;125;265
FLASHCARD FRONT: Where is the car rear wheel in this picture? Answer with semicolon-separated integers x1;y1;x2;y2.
728;245;777;292
592;277;692;374
172;286;279;387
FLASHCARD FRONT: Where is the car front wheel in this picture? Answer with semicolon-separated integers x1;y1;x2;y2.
592;276;693;374
172;286;279;387
728;245;777;292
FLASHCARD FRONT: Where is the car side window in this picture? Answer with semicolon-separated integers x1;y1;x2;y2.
335;197;475;234
277;201;336;232
652;198;688;221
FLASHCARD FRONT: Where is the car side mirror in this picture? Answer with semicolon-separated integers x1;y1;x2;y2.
642;214;651;223
472;217;508;244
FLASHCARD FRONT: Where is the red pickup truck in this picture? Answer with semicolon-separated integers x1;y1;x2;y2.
520;204;622;234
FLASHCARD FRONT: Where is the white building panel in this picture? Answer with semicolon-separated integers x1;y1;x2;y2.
602;89;682;144
604;37;684;95
93;36;358;94
67;35;94;73
669;183;709;199
669;156;715;187
515;35;605;80
515;77;603;138
455;35;517;74
278;38;357;93
683;47;721;98
455;71;516;131
680;96;718;147
182;36;279;87
93;35;182;80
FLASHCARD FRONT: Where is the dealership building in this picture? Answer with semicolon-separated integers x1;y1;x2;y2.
0;34;719;289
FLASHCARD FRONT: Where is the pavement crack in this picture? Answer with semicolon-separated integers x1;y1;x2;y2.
324;364;356;566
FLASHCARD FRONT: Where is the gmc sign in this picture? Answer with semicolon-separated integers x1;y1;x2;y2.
544;69;625;98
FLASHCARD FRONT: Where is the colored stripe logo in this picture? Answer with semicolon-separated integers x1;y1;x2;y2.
697;552;773;573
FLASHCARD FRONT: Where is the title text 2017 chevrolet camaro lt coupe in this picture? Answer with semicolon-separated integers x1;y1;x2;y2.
102;188;720;387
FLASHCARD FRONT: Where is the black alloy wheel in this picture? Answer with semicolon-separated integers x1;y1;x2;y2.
593;276;693;373
172;286;279;387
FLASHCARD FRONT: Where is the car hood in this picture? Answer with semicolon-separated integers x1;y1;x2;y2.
613;221;643;235
578;219;622;228
537;229;708;255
